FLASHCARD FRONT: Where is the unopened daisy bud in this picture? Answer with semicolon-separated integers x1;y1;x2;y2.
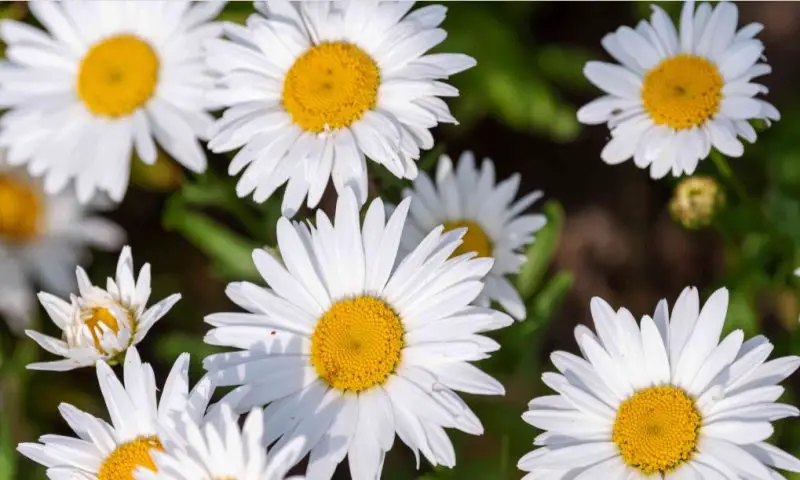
131;150;184;192
773;289;799;331
669;176;725;229
25;246;180;371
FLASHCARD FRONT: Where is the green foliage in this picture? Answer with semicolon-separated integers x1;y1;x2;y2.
0;342;37;479
516;201;564;301
217;1;252;24
524;271;574;334
162;171;281;282
0;407;14;480
164;195;262;282
439;3;587;142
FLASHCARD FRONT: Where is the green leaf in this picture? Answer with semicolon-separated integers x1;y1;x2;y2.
439;4;581;141
529;271;573;323
0;343;36;480
515;200;564;300
519;271;573;340
179;173;271;237
536;45;593;91
0;408;15;480
163;195;261;281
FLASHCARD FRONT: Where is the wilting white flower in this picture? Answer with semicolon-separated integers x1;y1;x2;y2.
26;246;180;371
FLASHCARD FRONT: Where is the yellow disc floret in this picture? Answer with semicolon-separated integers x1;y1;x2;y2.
0;174;41;243
282;42;380;133
642;54;723;130
85;307;123;352
98;436;163;480
77;34;160;118
443;220;493;258
612;386;702;474
311;296;404;392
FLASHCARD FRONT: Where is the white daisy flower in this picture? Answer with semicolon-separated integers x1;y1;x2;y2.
203;188;512;478
26;245;181;371
0;158;123;332
206;1;475;216
578;0;779;179
136;405;305;480
518;286;800;479
0;1;226;203
398;152;546;321
18;347;216;480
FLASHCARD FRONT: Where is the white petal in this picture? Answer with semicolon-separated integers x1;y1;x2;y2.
583;61;642;100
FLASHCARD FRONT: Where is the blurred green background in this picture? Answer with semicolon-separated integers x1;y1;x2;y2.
2;2;800;479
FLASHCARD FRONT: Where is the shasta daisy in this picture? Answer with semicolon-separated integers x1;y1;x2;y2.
399;151;546;320
203;188;511;478
578;0;778;178
518;287;800;479
0;1;225;202
206;0;475;216
26;246;180;371
136;405;304;480
18;347;215;480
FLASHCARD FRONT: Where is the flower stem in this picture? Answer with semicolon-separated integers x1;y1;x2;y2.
710;151;748;201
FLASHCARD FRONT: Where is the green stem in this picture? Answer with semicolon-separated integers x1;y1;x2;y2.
710;151;748;201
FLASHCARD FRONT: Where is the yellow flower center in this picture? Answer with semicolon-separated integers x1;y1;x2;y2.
612;386;701;474
282;41;380;133
85;307;122;352
98;436;163;480
77;34;160;118
0;174;41;243
443;220;493;258
642;54;722;130
311;296;404;392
